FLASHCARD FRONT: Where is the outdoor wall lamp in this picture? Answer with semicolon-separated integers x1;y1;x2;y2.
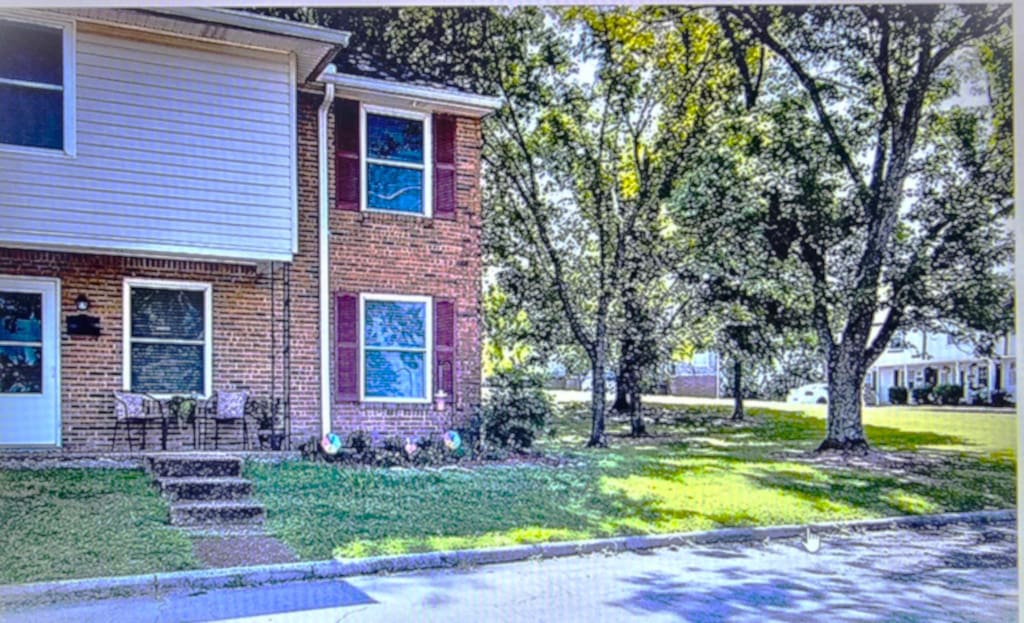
75;294;90;311
435;361;452;412
434;389;448;412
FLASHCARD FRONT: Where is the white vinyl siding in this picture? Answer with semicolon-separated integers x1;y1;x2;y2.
0;26;298;262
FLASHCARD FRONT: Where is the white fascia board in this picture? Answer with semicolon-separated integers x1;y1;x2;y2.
322;72;502;118
0;238;291;265
152;8;351;46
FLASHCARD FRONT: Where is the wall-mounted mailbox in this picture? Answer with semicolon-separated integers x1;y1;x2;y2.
67;314;101;336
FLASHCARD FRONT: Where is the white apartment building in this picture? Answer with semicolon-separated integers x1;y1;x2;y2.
866;329;1016;405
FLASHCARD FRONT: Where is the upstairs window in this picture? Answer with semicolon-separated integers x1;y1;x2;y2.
0;17;74;153
888;331;906;351
364;109;430;215
335;98;456;219
362;109;430;219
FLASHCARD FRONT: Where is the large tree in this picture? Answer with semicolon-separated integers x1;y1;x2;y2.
715;5;1013;451
486;8;736;446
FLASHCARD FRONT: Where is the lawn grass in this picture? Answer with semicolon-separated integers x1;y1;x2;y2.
248;402;1016;561
0;469;198;585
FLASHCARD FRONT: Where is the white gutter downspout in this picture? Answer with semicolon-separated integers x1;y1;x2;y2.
317;64;336;437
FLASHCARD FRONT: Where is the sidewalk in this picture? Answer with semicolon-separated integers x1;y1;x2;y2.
2;515;1016;622
0;510;1014;612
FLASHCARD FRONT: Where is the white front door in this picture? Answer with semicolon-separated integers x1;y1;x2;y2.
0;277;60;446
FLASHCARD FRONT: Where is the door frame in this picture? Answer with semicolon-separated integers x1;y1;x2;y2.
0;275;61;448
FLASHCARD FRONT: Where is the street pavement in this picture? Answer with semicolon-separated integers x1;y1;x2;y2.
2;522;1016;623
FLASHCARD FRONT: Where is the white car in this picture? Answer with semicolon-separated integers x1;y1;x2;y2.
787;383;829;404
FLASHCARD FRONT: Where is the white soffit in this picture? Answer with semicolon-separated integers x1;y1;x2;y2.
323;72;503;118
46;8;348;81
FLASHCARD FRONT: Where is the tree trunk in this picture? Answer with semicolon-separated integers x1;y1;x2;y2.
817;348;869;452
628;381;645;437
613;362;630;413
587;344;608;448
731;359;744;420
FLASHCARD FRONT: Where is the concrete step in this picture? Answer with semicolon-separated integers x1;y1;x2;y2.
148;455;242;478
169;500;265;527
157;477;253;502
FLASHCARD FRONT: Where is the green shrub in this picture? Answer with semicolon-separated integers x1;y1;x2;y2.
911;385;934;404
888;386;909;405
933;384;963;406
968;387;989;406
990;390;1013;408
377;436;408;467
347;430;370;455
482;368;554;451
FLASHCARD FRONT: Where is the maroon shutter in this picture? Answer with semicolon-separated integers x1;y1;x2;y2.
434;298;456;398
335;292;359;401
433;114;457;220
335;99;360;212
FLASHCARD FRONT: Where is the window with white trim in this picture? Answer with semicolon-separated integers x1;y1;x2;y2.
360;294;432;401
361;105;432;216
124;281;211;396
0;16;75;153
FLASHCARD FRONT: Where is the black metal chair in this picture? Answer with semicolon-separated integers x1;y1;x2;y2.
199;390;249;450
112;391;166;451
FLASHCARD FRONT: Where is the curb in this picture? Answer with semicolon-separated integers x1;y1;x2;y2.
0;509;1015;609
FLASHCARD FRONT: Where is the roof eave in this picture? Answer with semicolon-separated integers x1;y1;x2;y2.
321;72;502;118
150;8;351;47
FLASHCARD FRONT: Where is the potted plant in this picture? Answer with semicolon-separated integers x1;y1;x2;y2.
166;395;197;430
247;398;285;450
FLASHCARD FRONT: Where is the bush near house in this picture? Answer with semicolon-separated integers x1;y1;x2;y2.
481;367;554;451
889;386;909;405
911;385;935;405
933;384;964;406
990;390;1013;408
969;388;990;406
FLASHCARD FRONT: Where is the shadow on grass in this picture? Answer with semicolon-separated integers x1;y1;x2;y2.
250;405;1014;562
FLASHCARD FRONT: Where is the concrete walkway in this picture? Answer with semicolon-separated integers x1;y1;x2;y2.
2;521;1016;623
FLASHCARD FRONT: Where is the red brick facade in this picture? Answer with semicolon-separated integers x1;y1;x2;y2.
0;92;483;452
320;96;483;440
0;249;279;450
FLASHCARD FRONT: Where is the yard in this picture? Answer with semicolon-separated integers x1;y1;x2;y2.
0;469;198;584
0;401;1014;584
246;401;1016;560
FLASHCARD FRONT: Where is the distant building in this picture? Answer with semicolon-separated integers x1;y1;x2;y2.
867;330;1016;405
666;351;719;398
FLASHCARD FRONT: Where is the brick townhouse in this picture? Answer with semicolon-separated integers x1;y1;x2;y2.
0;8;498;452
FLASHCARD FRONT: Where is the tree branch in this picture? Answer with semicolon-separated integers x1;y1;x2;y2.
731;7;869;197
864;307;903;364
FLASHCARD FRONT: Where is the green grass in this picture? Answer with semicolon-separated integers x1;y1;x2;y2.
0;469;198;585
248;403;1016;561
4;403;1009;584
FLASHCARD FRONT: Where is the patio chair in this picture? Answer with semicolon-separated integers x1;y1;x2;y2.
112;391;166;451
199;390;250;450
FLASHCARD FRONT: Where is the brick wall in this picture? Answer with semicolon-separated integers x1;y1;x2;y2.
317;96;483;441
0;94;483;451
668;375;718;398
0;248;278;451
